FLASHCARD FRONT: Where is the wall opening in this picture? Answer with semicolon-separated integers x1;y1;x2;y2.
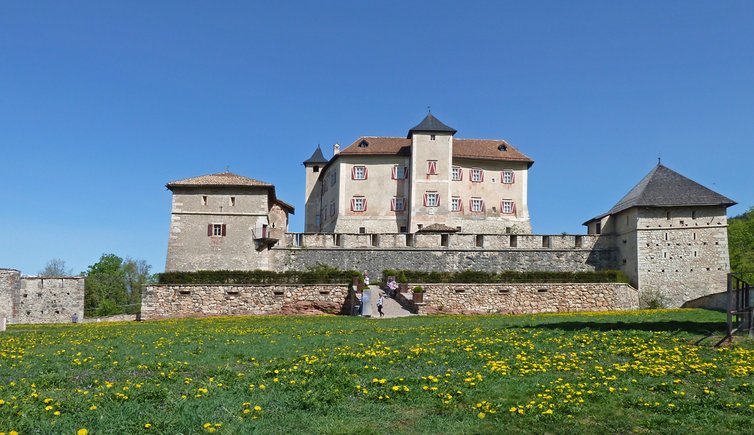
510;235;518;247
405;234;414;247
441;234;449;247
359;227;366;234
475;234;484;248
542;236;551;248
371;234;380;247
574;235;582;248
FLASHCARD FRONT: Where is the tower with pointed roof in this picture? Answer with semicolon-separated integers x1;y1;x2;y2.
164;172;294;271
303;146;328;232
584;164;736;307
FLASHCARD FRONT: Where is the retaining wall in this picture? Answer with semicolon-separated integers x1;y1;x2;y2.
141;284;352;320
404;282;638;315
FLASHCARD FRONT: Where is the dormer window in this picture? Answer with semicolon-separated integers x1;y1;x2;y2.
358;140;369;148
498;143;507;151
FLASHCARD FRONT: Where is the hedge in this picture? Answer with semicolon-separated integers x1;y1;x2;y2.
158;267;361;285
381;269;629;284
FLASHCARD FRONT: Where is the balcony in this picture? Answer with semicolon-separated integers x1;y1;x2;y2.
253;227;283;251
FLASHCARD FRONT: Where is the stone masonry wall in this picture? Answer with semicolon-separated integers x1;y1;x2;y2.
0;269;85;324
141;284;352;320
272;247;614;283
410;283;639;315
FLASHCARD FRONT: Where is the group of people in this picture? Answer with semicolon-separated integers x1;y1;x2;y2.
361;272;403;318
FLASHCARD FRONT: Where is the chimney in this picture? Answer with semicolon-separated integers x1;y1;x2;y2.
333;143;340;155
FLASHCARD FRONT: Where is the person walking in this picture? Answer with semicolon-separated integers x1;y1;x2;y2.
377;293;385;318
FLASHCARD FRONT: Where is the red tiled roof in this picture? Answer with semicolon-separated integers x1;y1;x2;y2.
338;137;533;163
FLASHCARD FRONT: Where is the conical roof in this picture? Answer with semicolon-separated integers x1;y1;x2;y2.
407;113;457;138
303;146;328;165
587;164;736;223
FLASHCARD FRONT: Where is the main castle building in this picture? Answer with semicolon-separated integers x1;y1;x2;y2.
304;114;533;234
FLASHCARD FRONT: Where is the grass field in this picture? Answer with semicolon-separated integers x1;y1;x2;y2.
1;309;753;434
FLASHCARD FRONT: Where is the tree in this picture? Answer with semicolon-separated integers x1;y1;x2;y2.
83;254;153;317
728;206;754;282
39;258;73;277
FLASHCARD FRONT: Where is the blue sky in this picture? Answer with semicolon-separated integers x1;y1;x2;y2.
1;1;752;275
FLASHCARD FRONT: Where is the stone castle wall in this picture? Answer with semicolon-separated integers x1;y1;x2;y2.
408;283;639;315
141;282;638;318
0;269;85;324
141;284;352;320
269;232;615;281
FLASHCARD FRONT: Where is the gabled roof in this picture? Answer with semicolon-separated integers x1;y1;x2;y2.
303;146;329;165
407;113;457;138
584;164;736;224
337;136;533;164
166;172;272;188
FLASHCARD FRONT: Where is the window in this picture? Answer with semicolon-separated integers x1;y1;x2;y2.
430;134;436;140
502;170;515;184
692;210;697;219
352;166;367;180
501;199;516;215
424;192;439;207
427;160;438;175
313;165;320;173
230;197;236;206
330;202;336;216
351;196;367;212
452;166;463;181
202;195;208;206
470;168;483;182
208;223;226;237
392;165;408;179
330;172;337;186
451;196;462;212
358;140;369;148
391;197;406;211
470;198;484;212
595;222;602;235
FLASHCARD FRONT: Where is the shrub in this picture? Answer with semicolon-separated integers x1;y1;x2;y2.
158;265;359;285
412;286;424;293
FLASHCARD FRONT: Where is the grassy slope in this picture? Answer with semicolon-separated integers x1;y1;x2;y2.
1;309;753;434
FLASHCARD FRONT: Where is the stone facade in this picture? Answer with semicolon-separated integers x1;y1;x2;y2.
0;268;85;324
141;284;352;320
406;283;638;315
165;173;293;272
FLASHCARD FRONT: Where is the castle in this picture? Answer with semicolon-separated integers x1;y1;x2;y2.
162;114;736;308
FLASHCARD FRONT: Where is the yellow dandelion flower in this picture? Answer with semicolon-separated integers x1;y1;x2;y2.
477;412;486;419
77;429;89;435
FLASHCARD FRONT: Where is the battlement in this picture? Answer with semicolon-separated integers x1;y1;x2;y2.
281;232;606;250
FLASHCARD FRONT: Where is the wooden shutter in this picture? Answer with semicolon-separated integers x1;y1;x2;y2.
511;171;516;183
363;167;368;179
351;167;356;180
459;168;463;181
392;166;397;179
363;198;368;211
423;193;428;207
481;200;486;212
207;224;212;236
480;170;484;182
459;198;463;212
512;201;517;216
391;198;396;211
221;224;227;236
350;198;356;211
436;194;440;207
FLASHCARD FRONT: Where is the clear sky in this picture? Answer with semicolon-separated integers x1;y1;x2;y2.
1;1;752;276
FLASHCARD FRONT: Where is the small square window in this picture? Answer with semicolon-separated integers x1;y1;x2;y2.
451;197;462;212
452;166;462;181
202;195;208;206
470;168;483;182
230;197;236;206
470;198;484;212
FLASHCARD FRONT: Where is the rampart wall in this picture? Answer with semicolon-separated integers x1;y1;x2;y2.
0;269;85;324
272;233;615;280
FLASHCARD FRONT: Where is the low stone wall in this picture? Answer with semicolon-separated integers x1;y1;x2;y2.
405;283;638;315
141;284;352;320
681;291;729;311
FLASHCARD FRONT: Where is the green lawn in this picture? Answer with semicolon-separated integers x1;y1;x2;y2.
1;309;753;434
